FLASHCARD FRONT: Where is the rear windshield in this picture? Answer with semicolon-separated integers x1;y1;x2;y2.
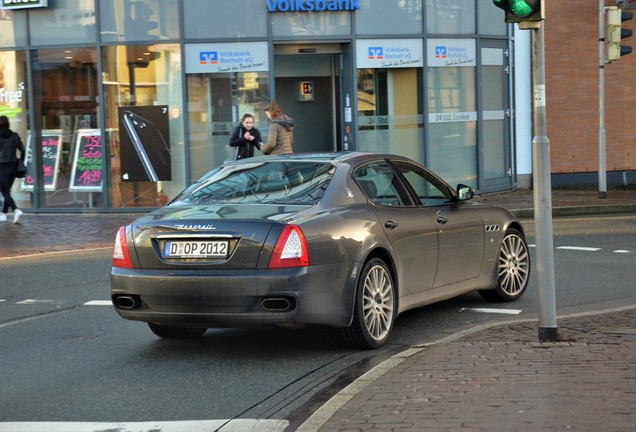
172;161;335;206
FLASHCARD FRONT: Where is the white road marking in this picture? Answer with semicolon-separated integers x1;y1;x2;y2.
16;299;56;305
0;419;289;432
614;250;631;254
556;246;601;251
84;300;112;306
461;307;522;315
8;300;110;306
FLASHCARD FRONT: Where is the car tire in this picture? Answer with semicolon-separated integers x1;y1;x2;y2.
343;257;396;349
479;228;530;302
148;323;207;339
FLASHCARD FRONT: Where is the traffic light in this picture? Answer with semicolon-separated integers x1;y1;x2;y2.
607;6;633;63
493;0;544;29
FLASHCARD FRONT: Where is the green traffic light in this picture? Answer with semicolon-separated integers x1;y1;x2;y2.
493;0;540;18
510;0;537;17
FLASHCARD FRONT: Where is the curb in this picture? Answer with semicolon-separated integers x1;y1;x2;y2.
513;204;636;219
295;304;636;432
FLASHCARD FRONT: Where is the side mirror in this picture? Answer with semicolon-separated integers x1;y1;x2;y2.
456;184;474;201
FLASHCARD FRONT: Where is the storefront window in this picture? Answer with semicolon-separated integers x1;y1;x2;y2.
355;0;422;35
0;9;27;48
183;0;266;39
479;1;507;35
426;0;475;35
102;44;185;208
29;0;96;45
29;48;99;209
357;67;424;163
271;11;351;37
99;0;179;42
0;50;29;210
187;72;269;181
427;65;477;186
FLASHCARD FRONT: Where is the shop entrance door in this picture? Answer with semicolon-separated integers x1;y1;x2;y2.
273;44;346;153
480;41;512;192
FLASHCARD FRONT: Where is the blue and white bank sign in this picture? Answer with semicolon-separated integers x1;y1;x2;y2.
356;39;423;69
185;42;269;74
427;39;476;67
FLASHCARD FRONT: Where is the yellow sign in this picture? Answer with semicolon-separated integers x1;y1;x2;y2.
0;106;23;117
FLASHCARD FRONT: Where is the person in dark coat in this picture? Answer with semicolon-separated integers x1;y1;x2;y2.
228;113;263;160
0;115;25;224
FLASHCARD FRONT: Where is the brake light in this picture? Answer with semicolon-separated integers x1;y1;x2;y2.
112;226;134;269
268;225;309;269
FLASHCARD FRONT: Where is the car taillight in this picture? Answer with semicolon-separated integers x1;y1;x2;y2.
112;226;134;269
268;225;309;269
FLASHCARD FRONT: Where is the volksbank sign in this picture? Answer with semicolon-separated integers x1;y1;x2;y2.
267;0;360;12
1;0;47;9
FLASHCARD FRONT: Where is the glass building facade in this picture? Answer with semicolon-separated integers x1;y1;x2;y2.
0;0;512;213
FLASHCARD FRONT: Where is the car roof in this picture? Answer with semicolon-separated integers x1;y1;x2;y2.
227;152;410;166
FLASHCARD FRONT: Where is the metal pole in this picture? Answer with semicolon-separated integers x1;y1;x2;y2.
599;1;608;199
531;23;558;342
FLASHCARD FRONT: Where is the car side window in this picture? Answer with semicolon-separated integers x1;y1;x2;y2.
393;161;453;206
353;161;412;207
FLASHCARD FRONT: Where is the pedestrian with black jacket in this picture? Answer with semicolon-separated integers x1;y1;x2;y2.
228;113;263;160
0;115;25;224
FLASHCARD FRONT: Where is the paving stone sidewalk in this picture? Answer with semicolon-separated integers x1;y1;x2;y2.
303;308;636;432
0;213;135;258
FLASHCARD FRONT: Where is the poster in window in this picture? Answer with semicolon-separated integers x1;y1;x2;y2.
21;129;63;192
69;129;103;192
118;105;171;182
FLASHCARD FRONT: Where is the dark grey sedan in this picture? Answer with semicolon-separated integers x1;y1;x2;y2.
111;152;530;349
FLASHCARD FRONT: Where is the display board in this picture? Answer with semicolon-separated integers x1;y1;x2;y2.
118;105;171;182
69;129;103;191
21;129;63;192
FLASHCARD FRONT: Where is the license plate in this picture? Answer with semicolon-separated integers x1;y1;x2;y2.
163;240;229;258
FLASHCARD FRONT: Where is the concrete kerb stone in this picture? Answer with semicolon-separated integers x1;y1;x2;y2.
295;348;426;432
513;203;636;219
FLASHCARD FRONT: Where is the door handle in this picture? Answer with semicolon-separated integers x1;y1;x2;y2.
384;220;398;229
436;215;448;225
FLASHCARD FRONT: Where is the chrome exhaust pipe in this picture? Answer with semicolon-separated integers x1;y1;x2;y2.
113;295;141;309
261;297;293;312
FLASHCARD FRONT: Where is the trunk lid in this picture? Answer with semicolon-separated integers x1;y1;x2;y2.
130;204;310;270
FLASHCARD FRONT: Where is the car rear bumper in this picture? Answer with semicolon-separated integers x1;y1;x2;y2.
110;262;357;328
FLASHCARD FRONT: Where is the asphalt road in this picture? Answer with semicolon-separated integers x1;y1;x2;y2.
0;214;635;430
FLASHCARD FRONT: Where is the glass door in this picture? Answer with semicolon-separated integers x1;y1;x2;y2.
186;72;269;181
31;47;100;209
480;41;512;191
357;67;424;163
272;43;346;154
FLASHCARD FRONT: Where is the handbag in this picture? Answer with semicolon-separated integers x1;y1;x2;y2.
16;159;27;178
